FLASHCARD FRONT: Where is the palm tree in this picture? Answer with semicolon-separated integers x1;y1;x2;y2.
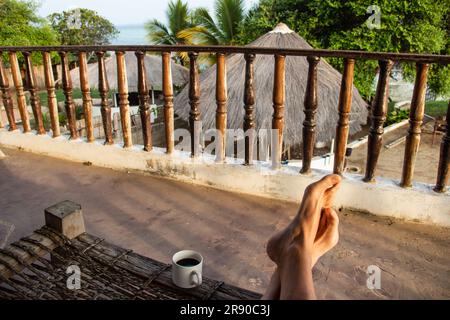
145;0;194;64
179;0;245;45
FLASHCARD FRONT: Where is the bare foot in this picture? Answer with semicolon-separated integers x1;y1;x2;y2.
266;174;341;268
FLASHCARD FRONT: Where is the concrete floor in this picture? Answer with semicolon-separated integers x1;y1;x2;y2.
0;146;449;299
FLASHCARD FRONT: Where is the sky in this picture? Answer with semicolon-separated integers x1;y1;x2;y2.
37;0;258;26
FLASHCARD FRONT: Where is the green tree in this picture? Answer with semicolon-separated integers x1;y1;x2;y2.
145;0;195;65
0;0;59;64
181;0;246;45
48;8;118;46
237;0;450;99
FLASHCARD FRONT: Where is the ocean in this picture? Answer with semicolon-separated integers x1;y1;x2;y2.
112;25;148;45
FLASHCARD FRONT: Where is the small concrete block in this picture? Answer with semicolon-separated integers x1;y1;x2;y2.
45;201;85;239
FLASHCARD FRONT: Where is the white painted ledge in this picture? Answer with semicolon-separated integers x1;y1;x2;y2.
1;129;449;227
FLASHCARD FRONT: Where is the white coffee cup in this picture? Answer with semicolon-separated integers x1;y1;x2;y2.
172;250;203;289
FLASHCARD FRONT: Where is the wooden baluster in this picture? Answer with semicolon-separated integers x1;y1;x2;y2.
434;100;450;193
162;52;174;154
0;53;17;131
215;53;227;163
301;56;320;174
23;52;45;134
59;51;78;139
78;52;94;142
363;60;393;182
135;51;152;151
272;54;286;169
42;52;60;137
333;58;355;174
9;52;31;133
188;52;201;157
243;53;256;165
116;51;132;148
400;63;429;187
96;51;113;145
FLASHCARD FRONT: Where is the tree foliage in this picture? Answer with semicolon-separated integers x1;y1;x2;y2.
182;0;245;45
237;0;450;99
145;0;195;65
145;0;246;65
0;0;59;64
48;8;118;46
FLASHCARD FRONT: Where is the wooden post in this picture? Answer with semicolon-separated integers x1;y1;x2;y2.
215;53;227;163
434;100;450;193
9;52;31;133
333;58;355;175
59;51;78;139
363;60;393;182
135;51;152;151
272;54;285;169
23;52;46;134
400;63;429;187
244;53;256;165
0;54;17;131
43;52;60;137
78;52;94;142
300;56;320;174
162;52;174;154
116;51;132;148
189;52;201;157
96;51;113;145
45;200;85;240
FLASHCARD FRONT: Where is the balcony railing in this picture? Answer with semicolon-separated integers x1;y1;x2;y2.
0;45;449;192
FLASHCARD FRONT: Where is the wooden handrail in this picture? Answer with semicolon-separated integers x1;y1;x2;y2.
0;45;448;63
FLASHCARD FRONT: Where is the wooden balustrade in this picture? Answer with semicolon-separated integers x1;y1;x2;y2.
162;52;174;154
9;52;31;133
116;51;132;148
272;54;285;168
23;52;46;135
78;52;94;142
96;51;114;145
243;53;256;165
400;63;429;188
42;52;60;137
333;58;355;174
136;51;152;151
188;52;201;158
59;51;78;139
0;45;448;191
434;100;450;193
364;60;393;182
300;56;320;174
215;53;227;163
0;54;17;131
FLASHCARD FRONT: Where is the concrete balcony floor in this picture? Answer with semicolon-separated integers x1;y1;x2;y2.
0;146;449;299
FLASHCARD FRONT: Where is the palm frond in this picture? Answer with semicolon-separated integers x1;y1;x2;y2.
178;26;219;45
192;7;223;43
215;0;244;43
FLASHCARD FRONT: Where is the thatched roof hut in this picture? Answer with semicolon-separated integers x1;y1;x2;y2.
174;23;368;145
70;52;189;91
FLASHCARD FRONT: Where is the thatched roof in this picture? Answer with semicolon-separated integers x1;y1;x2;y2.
174;23;368;145
70;52;189;91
